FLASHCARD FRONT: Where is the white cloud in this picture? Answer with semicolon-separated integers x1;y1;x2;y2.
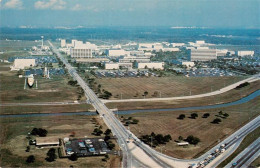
34;0;66;10
3;0;23;9
71;4;82;11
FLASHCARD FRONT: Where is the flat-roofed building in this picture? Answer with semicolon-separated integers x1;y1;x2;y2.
71;48;92;58
36;137;60;147
137;62;164;70
189;49;217;61
118;56;150;63
236;51;254;56
105;62;120;69
61;39;66;48
12;59;36;70
107;49;126;57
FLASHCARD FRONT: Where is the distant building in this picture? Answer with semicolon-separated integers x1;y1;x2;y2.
61;39;66;48
173;60;194;67
11;59;36;70
118;56;150;63
196;40;205;44
71;48;92;58
105;62;119;69
107;49;126;57
136;62;164;70
170;43;185;47
162;48;180;52
189;49;217;61
105;62;132;70
236;51;254;57
216;49;228;57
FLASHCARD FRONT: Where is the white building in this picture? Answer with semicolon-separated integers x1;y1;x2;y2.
236;51;254;57
105;62;119;69
196;40;205;44
11;59;36;70
173;60;195;67
170;43;185;47
61;39;66;48
107;49;127;57
71;48;92;58
189;49;217;61
162;48;180;52
137;62;164;70
118;56;150;63
216;49;229;57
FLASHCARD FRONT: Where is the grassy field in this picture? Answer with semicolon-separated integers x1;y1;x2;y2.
217;127;260;167
0;115;121;167
0;63;86;104
118;97;260;159
0;104;94;115
96;76;246;99
250;156;260;167
107;80;260;110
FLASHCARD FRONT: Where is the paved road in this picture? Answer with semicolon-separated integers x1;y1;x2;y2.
49;41;260;168
102;76;259;103
224;138;260;168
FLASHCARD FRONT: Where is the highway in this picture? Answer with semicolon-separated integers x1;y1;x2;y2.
224;138;260;168
49;41;260;168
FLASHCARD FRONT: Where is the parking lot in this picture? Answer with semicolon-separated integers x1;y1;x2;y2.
95;70;159;78
63;138;112;157
25;68;65;76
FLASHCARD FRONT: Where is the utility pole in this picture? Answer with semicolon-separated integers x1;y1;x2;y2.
24;77;27;90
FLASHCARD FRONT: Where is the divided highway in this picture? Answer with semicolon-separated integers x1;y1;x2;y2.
49;41;260;168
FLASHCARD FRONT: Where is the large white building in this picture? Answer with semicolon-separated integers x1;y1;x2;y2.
136;62;164;70
70;48;92;58
236;51;254;57
107;49;127;57
105;62;132;70
189;49;217;61
11;59;36;70
118;56;150;63
60;39;66;48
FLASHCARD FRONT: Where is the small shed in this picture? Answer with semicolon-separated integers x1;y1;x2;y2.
177;142;189;146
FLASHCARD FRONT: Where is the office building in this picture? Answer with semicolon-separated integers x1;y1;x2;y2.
189;49;217;61
61;39;66;48
136;62;164;70
236;51;254;57
11;59;36;70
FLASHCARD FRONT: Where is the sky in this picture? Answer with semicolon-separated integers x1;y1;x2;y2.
0;0;259;28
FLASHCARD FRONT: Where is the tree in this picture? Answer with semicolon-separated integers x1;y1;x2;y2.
178;136;183;141
190;113;198;119
26;146;30;152
212;118;222;124
26;155;35;163
164;134;172;142
132;119;139;124
46;148;57;162
69;153;78;161
186;135;200;145
104;129;112;136
202;113;210;118
223;113;229;118
177;114;186;120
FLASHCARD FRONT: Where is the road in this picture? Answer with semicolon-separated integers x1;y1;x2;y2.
224;138;260;168
102;75;259;103
49;41;260;168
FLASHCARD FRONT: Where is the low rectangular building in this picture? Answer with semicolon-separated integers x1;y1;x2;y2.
189;49;217;61
107;49;126;57
12;59;36;70
36;137;60;147
105;62;119;70
236;51;254;56
137;62;164;70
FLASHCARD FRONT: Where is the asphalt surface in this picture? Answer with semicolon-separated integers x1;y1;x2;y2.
225;138;260;168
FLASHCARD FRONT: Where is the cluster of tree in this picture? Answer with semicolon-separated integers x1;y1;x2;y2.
190;113;198;119
235;82;250;89
31;128;48;137
45;148;57;162
92;127;103;136
216;111;229;119
68;80;78;86
177;114;186;120
26;155;35;163
121;116;139;126
202;113;210;118
185;135;200;145
140;132;172;147
211;118;222;124
69;153;78;161
77;87;84;100
102;154;109;162
101;90;112;99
